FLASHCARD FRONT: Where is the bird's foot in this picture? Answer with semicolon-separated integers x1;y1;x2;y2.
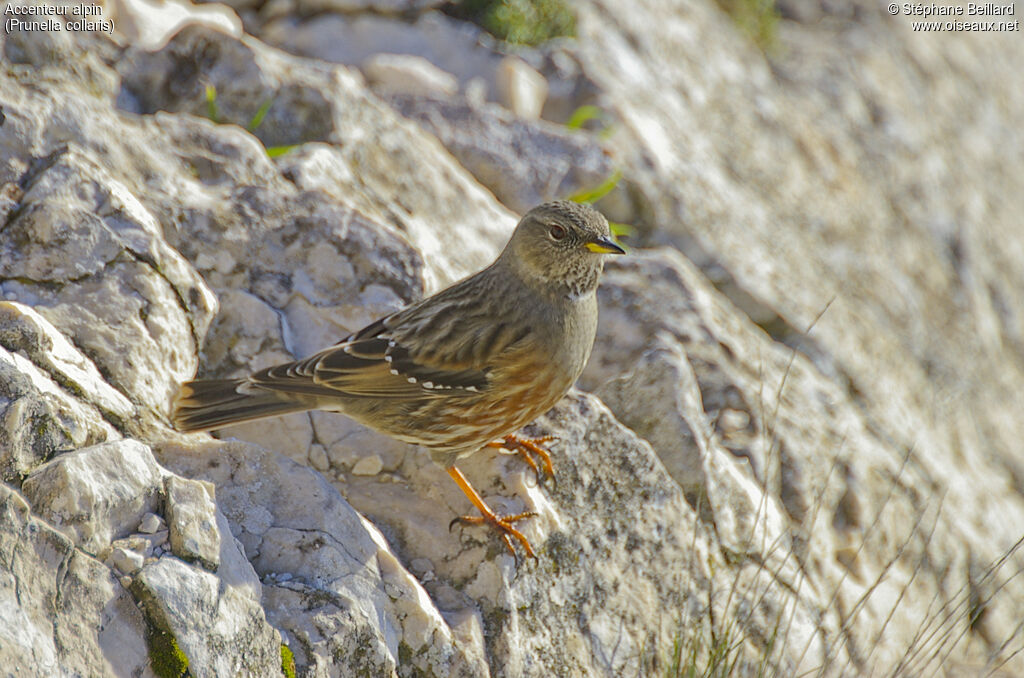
447;466;539;560
487;434;556;483
450;510;538;559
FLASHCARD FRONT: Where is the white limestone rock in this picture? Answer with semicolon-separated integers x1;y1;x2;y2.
0;149;217;415
165;475;222;571
111;545;146;575
0;343;119;480
363;53;459;98
0;302;135;424
494;56;548;120
155;437;490;676
21;439;165;556
386;93;614;213
139;511;164;534
107;0;243;51
117;24;513;290
0;484;149;676
131;531;282;678
261;12;502;98
589;248;1024;673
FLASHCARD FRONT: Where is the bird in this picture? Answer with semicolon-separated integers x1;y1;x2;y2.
172;200;624;558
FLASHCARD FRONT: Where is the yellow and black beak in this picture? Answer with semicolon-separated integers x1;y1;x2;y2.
584;236;626;255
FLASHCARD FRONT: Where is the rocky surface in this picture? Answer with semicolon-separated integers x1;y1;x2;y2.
0;483;150;676
1;0;1023;677
385;93;613;213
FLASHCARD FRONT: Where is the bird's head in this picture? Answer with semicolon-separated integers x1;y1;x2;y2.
501;201;625;298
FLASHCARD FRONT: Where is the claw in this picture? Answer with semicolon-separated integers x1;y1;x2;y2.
487;434;557;484
454;511;538;558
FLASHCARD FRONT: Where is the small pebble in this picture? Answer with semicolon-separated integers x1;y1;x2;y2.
138;512;164;534
309;444;330;472
111;547;144;575
147;530;169;548
351;454;384;476
718;408;750;433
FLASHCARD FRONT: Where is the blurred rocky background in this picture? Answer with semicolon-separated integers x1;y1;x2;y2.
1;0;1023;675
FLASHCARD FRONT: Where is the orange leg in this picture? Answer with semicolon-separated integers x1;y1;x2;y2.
447;466;537;559
486;434;556;481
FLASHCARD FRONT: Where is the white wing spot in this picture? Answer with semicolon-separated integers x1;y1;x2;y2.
343;345;352;354
407;377;417;383
390;369;399;376
465;385;479;392
384;355;393;363
388;340;396;348
423;381;434;389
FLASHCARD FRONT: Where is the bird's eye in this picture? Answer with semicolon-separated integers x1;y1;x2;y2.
549;224;567;240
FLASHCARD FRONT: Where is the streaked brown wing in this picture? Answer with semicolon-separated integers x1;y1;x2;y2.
248;318;491;399
249;270;534;400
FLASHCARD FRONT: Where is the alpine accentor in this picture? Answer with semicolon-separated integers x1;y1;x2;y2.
173;200;624;557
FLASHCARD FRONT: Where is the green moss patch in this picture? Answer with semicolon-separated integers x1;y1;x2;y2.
444;0;576;46
147;628;189;678
281;643;297;678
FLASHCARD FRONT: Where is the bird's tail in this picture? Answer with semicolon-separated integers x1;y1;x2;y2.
172;378;311;432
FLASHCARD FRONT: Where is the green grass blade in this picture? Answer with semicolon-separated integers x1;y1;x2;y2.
205;84;219;124
248;100;272;131
566;104;604;130
567;169;622;204
266;144;299;158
